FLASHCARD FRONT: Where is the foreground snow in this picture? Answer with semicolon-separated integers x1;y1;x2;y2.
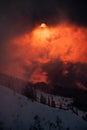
0;85;87;130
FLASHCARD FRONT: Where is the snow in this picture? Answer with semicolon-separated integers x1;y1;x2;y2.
0;85;87;130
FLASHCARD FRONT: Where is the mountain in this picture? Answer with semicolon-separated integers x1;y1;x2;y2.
0;85;87;130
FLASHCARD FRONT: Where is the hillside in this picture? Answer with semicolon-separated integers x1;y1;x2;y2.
0;85;87;130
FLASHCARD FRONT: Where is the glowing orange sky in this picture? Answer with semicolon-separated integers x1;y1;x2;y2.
12;23;87;64
1;23;87;84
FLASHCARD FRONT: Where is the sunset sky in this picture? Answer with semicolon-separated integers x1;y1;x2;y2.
0;0;87;90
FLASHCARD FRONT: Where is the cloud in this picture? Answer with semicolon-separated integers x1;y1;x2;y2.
0;1;87;91
0;0;87;52
41;60;87;90
0;0;87;51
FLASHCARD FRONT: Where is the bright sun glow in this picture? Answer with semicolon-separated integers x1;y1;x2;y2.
12;23;87;64
40;23;47;28
31;23;50;46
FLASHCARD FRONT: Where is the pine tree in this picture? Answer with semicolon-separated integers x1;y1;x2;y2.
48;97;50;106
40;94;46;104
23;83;37;101
51;96;56;107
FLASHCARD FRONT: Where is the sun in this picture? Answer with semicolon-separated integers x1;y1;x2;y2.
40;23;47;28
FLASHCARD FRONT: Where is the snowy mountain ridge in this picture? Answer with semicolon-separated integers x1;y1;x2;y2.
0;85;87;130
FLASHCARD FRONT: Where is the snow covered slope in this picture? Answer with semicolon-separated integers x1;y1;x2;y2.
0;85;87;130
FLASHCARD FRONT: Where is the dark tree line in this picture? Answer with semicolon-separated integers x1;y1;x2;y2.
40;94;56;108
23;82;37;101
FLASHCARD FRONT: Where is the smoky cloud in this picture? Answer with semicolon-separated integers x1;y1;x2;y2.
0;0;87;51
41;60;87;90
0;0;87;46
0;0;87;91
